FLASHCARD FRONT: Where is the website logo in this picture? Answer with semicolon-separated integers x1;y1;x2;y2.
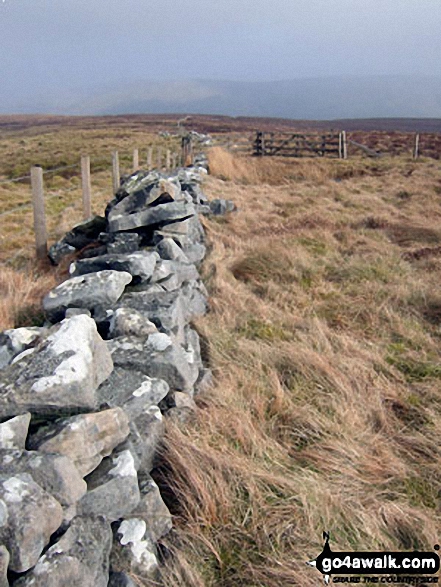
307;532;440;585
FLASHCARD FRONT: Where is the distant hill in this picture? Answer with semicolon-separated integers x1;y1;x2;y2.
3;76;441;119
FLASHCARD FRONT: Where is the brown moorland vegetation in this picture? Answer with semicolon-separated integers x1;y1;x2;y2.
154;148;441;586
1;120;441;585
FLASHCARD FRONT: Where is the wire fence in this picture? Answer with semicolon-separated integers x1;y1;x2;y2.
0;141;192;268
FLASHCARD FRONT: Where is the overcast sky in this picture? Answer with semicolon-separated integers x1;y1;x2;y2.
1;0;440;107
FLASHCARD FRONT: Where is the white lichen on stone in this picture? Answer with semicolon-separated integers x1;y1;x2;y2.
118;518;146;546
4;327;41;352
147;333;172;352
30;315;95;393
3;477;30;503
118;518;158;570
0;499;8;526
28;456;44;468
68;421;83;431
146;406;162;421
132;379;153;397
33;556;52;576
11;348;36;364
184;346;195;364
109;450;137;478
0;425;14;449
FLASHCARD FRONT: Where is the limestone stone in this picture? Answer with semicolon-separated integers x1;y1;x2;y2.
108;334;198;393
122;405;164;474
0;545;8;587
156;237;190;263
209;198;236;215
108;200;195;233
112;518;159;580
100;232;141;255
112;288;189;344
69;251;159;284
0;315;113;417
109;307;158;338
48;215;107;265
0;327;44;370
29;407;130;477
132;473;172;541
0;449;86;506
150;260;199;292
77;450;140;521
165;391;197;423
0;413;31;450
64;307;92;318
97;367;168;413
0;473;63;573
14;515;112;587
43;270;132;321
195;367;213;394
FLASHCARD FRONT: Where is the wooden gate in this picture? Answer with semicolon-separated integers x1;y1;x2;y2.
253;131;344;158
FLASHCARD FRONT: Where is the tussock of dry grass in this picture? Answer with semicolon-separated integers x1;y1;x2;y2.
0;264;57;329
155;152;441;586
3;133;441;585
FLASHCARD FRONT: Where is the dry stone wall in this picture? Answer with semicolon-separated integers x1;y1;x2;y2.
0;154;235;586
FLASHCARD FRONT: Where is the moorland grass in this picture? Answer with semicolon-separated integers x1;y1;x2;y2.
2;135;441;586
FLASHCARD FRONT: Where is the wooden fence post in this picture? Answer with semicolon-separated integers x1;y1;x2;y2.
30;166;47;260
147;147;153;169
181;139;186;166
189;139;194;165
112;151;120;193
133;148;139;172
81;156;92;219
342;131;348;159
413;133;420;159
338;132;343;159
181;136;193;166
157;147;163;170
166;149;171;170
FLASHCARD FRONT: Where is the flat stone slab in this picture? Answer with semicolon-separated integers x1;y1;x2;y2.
108;200;195;233
48;215;107;265
29;407;130;477
0;315;113;417
108;174;183;214
43;270;132;322
69;251;159;284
